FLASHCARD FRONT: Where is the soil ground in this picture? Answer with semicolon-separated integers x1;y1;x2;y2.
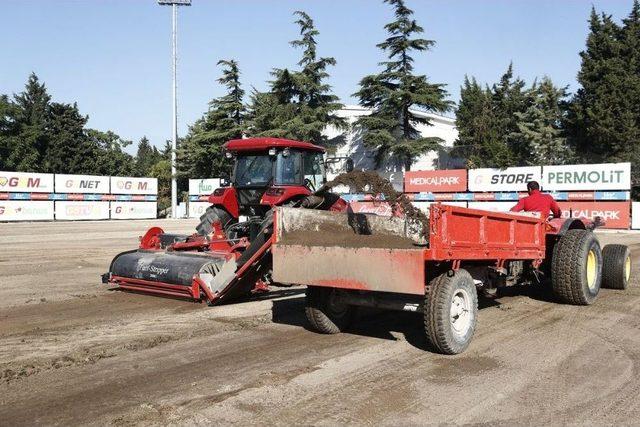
1;219;639;426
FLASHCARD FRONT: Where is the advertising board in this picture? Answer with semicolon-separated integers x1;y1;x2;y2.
55;174;110;194
188;179;221;196
633;202;640;230
542;163;631;191
110;177;158;195
0;200;54;221
404;170;467;193
412;201;467;214
110;201;157;219
467;201;514;213
188;202;211;218
0;171;54;193
468;167;542;192
558;201;630;229
55;201;110;220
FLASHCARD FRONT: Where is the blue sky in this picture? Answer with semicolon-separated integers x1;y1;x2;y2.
1;0;635;151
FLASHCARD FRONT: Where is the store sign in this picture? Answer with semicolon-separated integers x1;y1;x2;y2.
404;170;467;193
558;201;630;229
0;172;54;193
188;202;211;218
542;163;631;191
188;179;221;196
55;201;110;220
110;177;157;195
632;202;640;229
468;167;542;192
0;200;54;221
55;174;110;194
110;201;157;219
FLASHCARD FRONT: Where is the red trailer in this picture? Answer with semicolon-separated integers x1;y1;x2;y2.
272;204;631;354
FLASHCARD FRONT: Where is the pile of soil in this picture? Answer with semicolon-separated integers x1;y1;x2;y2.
319;170;430;238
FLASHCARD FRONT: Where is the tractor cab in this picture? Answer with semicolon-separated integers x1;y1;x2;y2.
210;138;327;218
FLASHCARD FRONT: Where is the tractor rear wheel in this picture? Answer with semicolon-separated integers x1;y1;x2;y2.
602;244;631;290
424;269;478;355
305;286;354;334
551;229;602;305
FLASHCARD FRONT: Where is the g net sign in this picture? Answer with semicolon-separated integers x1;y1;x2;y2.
55;174;110;194
468;167;542;192
542;163;631;191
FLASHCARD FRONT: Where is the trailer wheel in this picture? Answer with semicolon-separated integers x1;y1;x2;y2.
305;286;354;334
551;229;602;305
424;269;478;355
602;244;631;290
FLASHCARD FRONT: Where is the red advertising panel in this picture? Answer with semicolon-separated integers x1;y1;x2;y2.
348;201;393;217
558;201;630;229
404;170;467;193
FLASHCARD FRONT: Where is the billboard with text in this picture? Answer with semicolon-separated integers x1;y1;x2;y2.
55;174;110;194
110;201;157;219
110;177;157;195
188;179;221;196
468;167;542;192
0;172;54;193
542;163;631;191
55;201;110;220
404;170;467;193
0;200;54;221
558;201;630;229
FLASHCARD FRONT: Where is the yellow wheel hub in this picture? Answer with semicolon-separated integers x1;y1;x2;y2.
625;256;631;282
586;249;597;290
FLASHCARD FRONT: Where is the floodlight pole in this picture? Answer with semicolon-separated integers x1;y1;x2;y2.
159;0;190;218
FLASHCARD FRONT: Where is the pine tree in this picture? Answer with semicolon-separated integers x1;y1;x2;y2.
9;73;51;171
0;95;19;170
45;102;93;174
178;59;245;179
87;129;135;176
511;77;573;165
135;136;162;177
248;11;345;146
491;63;528;164
353;0;451;170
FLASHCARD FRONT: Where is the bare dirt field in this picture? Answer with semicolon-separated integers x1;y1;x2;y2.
1;219;639;426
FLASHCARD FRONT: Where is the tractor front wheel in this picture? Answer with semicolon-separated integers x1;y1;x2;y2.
305;286;354;334
424;269;478;355
551;229;602;305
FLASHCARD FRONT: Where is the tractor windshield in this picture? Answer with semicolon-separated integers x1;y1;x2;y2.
234;154;273;187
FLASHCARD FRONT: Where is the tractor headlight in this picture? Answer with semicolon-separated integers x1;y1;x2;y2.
268;148;277;156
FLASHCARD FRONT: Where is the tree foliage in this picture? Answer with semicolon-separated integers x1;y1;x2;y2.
247;11;345;146
177;59;245;179
353;0;451;170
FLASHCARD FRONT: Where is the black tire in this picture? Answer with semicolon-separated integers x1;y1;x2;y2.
551;229;602;305
602;244;631;290
195;206;235;236
305;286;354;334
424;269;478;355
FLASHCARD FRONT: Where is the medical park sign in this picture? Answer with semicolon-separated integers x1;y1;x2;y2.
542;163;631;191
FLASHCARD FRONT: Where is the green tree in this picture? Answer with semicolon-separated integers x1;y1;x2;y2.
0;95;19;170
248;11;345;145
178;59;245;179
8;73;51;171
353;0;451;170
45;102;93;174
511;77;573;165
135;136;162;177
491;63;528;164
149;159;171;213
86;129;135;176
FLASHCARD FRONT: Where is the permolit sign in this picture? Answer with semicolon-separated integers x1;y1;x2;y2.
110;177;158;195
188;179;221;196
404;170;467;193
542;163;631;191
0;172;54;193
468;167;542;192
55;174;110;194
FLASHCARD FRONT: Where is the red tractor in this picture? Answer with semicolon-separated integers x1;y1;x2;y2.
103;137;347;305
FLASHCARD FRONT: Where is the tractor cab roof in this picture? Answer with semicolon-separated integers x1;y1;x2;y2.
224;137;325;153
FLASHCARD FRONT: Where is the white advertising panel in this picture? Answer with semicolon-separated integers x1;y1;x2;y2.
542;163;631;191
468;201;514;213
110;201;157;219
55;174;110;194
632;202;640;230
468;167;542;192
110;176;158;195
0;201;54;221
55;201;110;220
188;179;221;196
412;201;467;214
188;202;211;218
0;171;54;193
